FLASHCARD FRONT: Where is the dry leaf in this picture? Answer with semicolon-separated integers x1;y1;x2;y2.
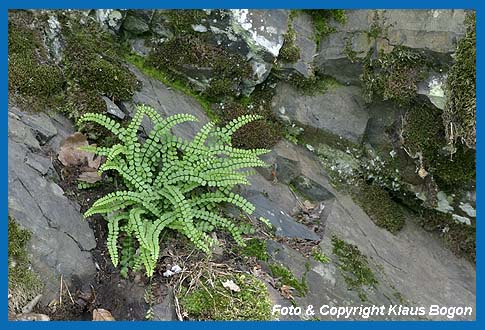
78;170;102;183
58;132;101;169
279;285;294;300
418;167;428;178
93;308;115;321
222;280;241;292
13;313;50;321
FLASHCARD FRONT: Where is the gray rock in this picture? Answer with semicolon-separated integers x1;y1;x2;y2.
8;108;96;306
315;10;468;85
102;96;126;119
12;110;58;145
271;83;369;143
282;12;317;78
123;14;150;35
291;176;334;202
152;288;177;321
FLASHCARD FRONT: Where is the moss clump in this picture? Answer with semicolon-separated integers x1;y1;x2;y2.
179;273;272;320
353;183;405;233
147;35;252;99
8;15;65;110
418;209;475;263
164;9;209;34
304;10;346;47
269;263;308;296
216;87;283;149
311;247;330;263
443;11;476;149
279;27;300;63
403;103;475;188
332;235;378;301
63;23;138;103
361;46;429;105
8;217;43;313
242;238;269;261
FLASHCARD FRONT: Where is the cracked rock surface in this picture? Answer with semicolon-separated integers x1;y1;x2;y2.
8;106;96;305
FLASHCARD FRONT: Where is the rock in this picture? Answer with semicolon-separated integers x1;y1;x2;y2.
417;73;447;110
8;108;96;306
281;12;317;78
291;176;334;202
10;109;57;145
152;288;178;321
230;9;289;58
271;83;369;143
123;64;209;141
122;14;150;35
315;10;468;85
96;9;124;32
102;96;126;119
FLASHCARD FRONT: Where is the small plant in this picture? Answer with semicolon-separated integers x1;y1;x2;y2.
80;105;269;276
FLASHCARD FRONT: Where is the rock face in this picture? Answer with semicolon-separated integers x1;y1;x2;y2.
8;107;96;305
271;83;369;143
315;10;467;85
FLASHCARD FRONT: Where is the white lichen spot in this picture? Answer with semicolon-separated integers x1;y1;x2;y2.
192;24;208;33
452;214;471;226
459;202;476;218
436;191;454;213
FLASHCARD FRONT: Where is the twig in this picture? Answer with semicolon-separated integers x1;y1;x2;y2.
59;275;63;306
62;278;75;305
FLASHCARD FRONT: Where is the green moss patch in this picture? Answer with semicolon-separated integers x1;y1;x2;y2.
403;103;475;188
303;10;346;48
353;183;405;234
279;27;300;63
269;263;308;296
179;273;272;320
8;13;65;111
242;238;269;261
444;11;476;149
417;209;475;263
147;35;252;99
332;235;378;301
8;217;43;312
361;46;429;105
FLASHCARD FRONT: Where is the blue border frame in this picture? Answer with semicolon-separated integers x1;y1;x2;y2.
2;0;481;328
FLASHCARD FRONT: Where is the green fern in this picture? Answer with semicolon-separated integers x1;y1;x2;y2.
80;105;269;277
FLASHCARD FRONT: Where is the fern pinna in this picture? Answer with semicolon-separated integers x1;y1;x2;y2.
79;105;269;277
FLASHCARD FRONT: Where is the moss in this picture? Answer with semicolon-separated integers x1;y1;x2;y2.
279;27;300;63
125;52;217;120
164;9;209;35
361;46;429;105
146;35;252;99
311;246;330;263
353;183;405;234
179;273;272;320
8;16;65;111
403;103;475;188
332;235;378;301
8;217;43;313
269;263;308;296
417;209;475;263
242;238;269;261
279;72;340;96
63;24;138;103
216;88;283;149
443;11;476;149
303;10;346;48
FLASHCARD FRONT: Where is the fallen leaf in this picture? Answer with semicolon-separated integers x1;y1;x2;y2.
279;285;294;300
93;308;115;321
418;167;428;178
222;279;241;292
13;313;50;321
58;132;101;169
77;170;102;184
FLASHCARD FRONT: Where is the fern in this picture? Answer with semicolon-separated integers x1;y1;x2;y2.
80;105;269;277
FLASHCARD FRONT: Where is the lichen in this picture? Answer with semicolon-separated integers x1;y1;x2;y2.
8;216;43;313
163;9;209;35
179;273;272;320
443;11;476;149
269;263;308;297
332;235;378;301
353;183;405;234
